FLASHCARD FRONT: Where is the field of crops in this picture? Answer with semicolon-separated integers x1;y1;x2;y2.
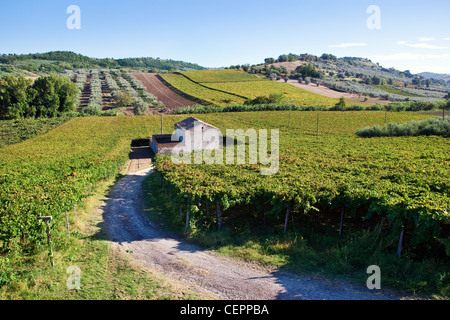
161;69;339;107
153;111;450;256
1;112;449;260
182;69;263;83
160;73;245;106
205;80;338;106
0;115;182;250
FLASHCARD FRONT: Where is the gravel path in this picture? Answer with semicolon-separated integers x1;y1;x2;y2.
102;165;406;300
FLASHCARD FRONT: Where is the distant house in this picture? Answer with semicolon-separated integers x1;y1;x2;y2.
150;117;221;155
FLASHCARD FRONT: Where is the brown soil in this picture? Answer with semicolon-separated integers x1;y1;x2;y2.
132;72;197;110
281;79;391;105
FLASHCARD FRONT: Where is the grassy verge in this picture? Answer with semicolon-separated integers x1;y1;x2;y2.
143;172;450;299
0;175;203;300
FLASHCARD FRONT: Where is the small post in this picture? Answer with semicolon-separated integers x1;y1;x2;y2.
397;223;406;258
37;216;54;267
339;205;345;236
65;211;70;237
216;202;222;230
284;203;292;234
316;113;319;137
288;110;291;128
184;194;189;230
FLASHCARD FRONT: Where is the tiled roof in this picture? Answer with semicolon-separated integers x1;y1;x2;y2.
174;117;218;130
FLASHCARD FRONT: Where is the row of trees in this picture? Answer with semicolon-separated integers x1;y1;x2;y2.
0;75;78;119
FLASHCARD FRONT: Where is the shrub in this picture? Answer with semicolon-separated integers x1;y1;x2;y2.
134;101;149;115
244;93;284;105
81;104;102;116
356;117;450;138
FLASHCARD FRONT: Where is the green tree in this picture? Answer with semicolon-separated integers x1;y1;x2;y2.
0;75;33;119
295;64;321;79
31;75;78;118
333;97;346;110
113;91;133;108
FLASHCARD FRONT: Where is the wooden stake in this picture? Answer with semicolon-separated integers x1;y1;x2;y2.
216;203;222;230
284;204;292;233
339;205;345;236
65;211;70;238
185;200;190;230
316;113;319;137
397;224;406;257
179;203;183;220
37;216;54;267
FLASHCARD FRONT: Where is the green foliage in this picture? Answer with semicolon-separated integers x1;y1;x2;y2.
81;105;102;116
356;117;450;138
116;57;205;71
0;75;34;119
0;117;70;148
0;116;164;252
332;97;347;110
113;91;134;108
244;93;284;105
32;75;78;117
0;74;78;119
154;111;450;264
295;63;321;79
133;101;149;115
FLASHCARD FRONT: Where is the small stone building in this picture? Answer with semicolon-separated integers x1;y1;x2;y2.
150;117;221;154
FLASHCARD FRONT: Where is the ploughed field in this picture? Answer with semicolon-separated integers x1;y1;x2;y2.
132;72;197;110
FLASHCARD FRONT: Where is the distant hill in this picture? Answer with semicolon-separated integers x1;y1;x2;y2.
241;53;449;102
0;51;206;74
418;72;450;83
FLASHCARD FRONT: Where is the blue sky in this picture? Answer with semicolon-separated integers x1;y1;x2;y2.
1;0;449;73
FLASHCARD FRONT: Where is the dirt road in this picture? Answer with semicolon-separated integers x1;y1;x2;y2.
132;73;197;110
102;163;406;300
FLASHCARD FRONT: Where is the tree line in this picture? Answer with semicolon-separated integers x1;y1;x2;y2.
0;75;78;119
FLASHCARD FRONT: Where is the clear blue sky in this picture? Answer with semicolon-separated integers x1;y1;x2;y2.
1;0;449;73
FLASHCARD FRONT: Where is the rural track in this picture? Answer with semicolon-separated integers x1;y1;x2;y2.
102;163;407;300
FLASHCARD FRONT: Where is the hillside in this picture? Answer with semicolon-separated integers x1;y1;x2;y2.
419;72;450;83
0;51;205;76
159;69;339;107
245;53;449;102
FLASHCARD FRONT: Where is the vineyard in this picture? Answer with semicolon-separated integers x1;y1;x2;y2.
152;111;450;260
160;70;339;107
0;111;449;296
0;115;179;251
